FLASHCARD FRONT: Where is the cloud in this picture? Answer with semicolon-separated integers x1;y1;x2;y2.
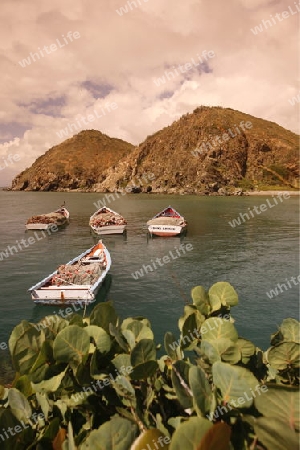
0;0;298;185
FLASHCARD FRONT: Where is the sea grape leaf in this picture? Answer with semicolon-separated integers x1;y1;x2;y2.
90;301;118;333
9;322;45;375
279;318;300;344
164;332;181;361
53;325;90;366
189;366;212;416
112;354;132;375
113;375;136;398
131;429;170;449
254;417;299;450
208;282;238;311
131;339;156;367
181;312;204;349
171;360;193;409
8;388;32;423
14;375;33;398
236;338;256;364
169;417;213;450
9;320;34;355
130;361;158;380
191;286;210;315
127;320;154;341
79;416;136;449
201;340;221;363
212;361;259;408
201;318;238;342
198;422;231;450
254;386;299;431
31;368;67;393
29;340;55;381
35;391;50;421
37;315;69;340
109;323;129;352
0;408;35;450
85;325;111;353
122;330;136;350
267;342;299;370
201;339;241;364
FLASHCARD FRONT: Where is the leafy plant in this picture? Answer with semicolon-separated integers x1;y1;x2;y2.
0;283;299;449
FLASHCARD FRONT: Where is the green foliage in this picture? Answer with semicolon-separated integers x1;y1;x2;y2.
237;178;255;190
0;283;299;449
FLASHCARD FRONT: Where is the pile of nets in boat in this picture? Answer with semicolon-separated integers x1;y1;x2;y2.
147;217;186;226
51;262;103;286
90;211;127;227
27;212;67;225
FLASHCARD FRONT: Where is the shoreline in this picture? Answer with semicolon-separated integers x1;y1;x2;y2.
246;190;300;196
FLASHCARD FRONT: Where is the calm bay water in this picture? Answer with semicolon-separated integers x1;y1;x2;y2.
0;191;299;365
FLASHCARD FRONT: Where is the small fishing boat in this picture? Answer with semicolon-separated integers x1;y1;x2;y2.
89;206;127;235
26;206;70;230
28;240;111;305
147;206;187;237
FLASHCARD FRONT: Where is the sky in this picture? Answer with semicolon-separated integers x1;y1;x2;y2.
0;0;299;186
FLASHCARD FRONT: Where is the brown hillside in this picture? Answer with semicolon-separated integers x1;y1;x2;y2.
11;130;134;191
96;106;299;194
11;107;299;193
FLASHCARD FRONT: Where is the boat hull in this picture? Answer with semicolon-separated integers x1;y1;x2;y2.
31;285;100;305
148;224;186;237
29;243;111;305
90;224;126;235
26;223;54;230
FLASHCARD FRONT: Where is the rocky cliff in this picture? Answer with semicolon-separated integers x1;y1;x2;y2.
11;107;299;194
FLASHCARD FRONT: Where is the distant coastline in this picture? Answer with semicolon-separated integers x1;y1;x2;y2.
246;190;300;196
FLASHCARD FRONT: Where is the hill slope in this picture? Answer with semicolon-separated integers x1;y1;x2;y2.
95;106;299;194
11;130;134;191
11;107;299;193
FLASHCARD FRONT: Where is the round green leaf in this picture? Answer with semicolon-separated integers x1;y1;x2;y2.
131;339;156;367
90;301;118;333
209;282;238;311
279;318;300;344
201;318;238;342
130;361;158;380
236;338;256;364
8;388;32;423
212;361;259;408
85;325;111;353
254;386;299;431
53;325;90;366
9;322;45;375
254;417;299;450
79;416;136;450
202;339;241;364
191;286;210;315
267;342;299;370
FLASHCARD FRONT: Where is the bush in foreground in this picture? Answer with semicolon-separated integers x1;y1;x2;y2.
0;282;299;450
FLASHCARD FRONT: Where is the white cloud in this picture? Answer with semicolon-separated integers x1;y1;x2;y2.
0;0;298;186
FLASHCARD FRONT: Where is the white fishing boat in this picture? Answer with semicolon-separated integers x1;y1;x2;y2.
147;206;187;237
26;207;70;230
89;206;127;235
28;240;111;305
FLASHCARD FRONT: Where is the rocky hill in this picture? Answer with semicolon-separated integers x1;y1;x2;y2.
11;130;134;191
11;107;299;194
